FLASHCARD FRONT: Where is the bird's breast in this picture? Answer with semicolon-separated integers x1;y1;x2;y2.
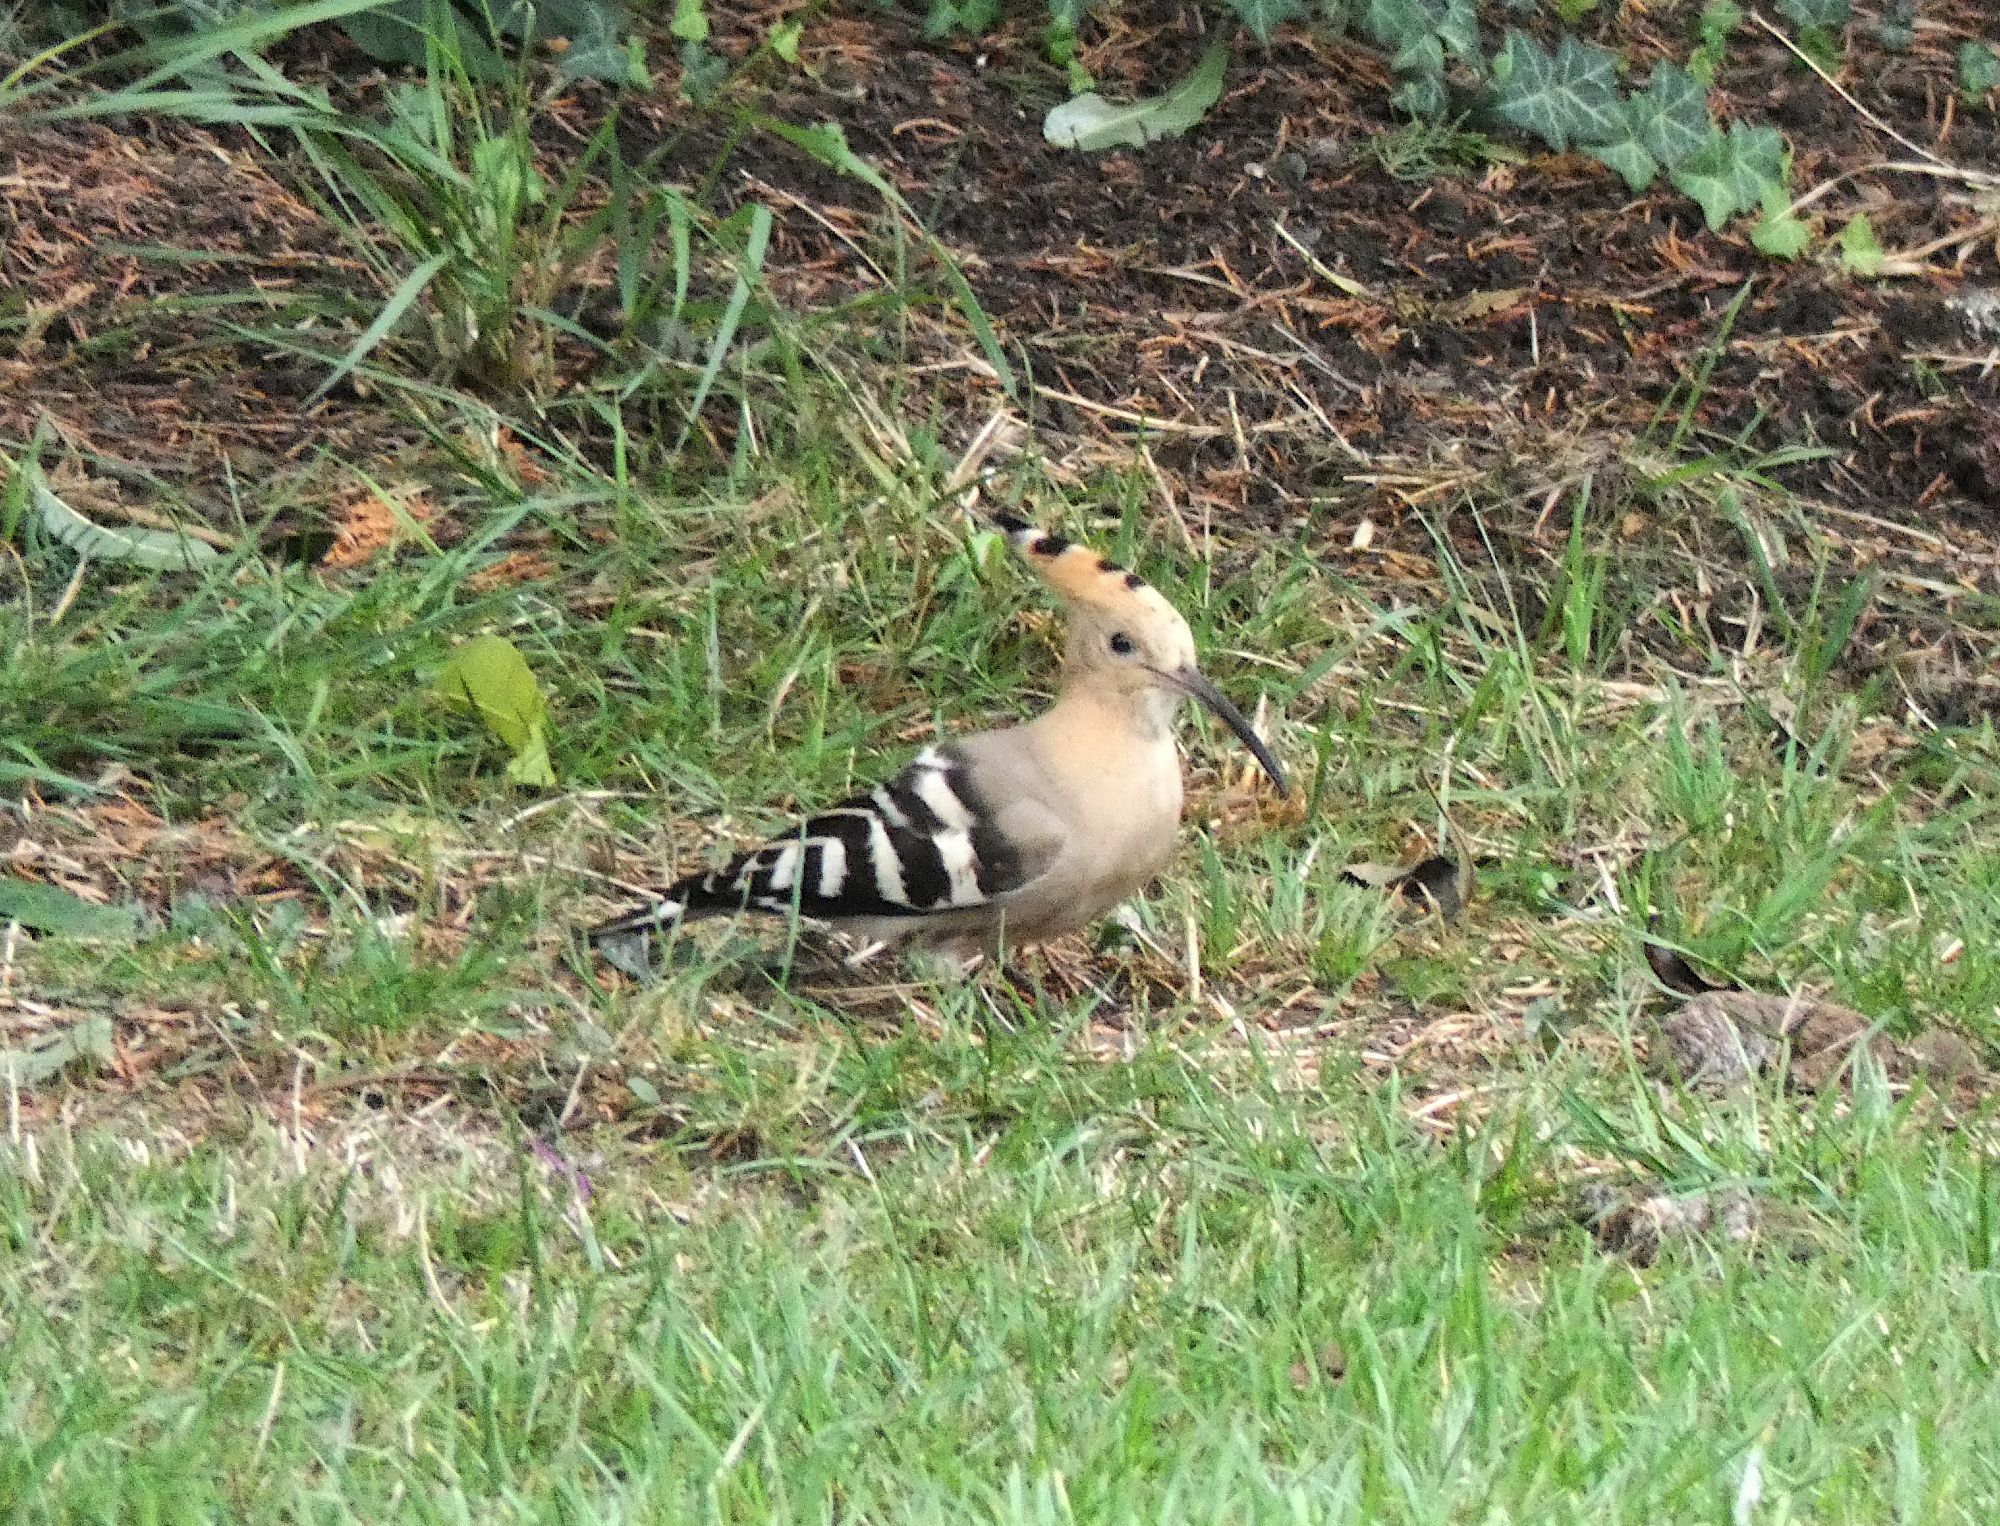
1069;736;1183;887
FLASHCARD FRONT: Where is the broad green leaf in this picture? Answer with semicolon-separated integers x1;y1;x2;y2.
0;1015;115;1088
1044;37;1229;151
340;0;642;86
1229;0;1305;42
1875;2;1916;50
1589;66;1709;193
1360;0;1438;53
1669;122;1786;231
1390;32;1444;87
627;1074;662;1107
504;726;557;787
340;1;507;80
1670;129;1741;229
1490;30;1621;153
540;0;647;85
29;465;220;571
1750;188;1811;260
1628;62;1710;168
336;2;430;68
0;880;141;941
678;38;726;103
438;635;556;785
1838;213;1885;276
1961;42;2000;102
923;0;1000;37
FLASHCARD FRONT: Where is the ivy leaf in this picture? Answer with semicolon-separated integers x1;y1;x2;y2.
923;0;1000;36
1045;36;1229;150
1435;0;1480;59
1750;187;1811;260
1875;1;1916;50
438;635;557;787
1838;213;1885;276
1490;30;1621;153
1776;0;1848;28
678;38;726;102
1391;72;1449;121
1669;121;1786;231
1390;31;1444;84
1229;0;1305;42
1961;42;2000;103
1360;0;1437;53
1588;126;1660;192
1626;61;1710;168
541;0;647;84
1587;62;1709;193
342;1;501;78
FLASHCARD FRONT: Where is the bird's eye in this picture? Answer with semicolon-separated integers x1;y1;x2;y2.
1109;632;1136;657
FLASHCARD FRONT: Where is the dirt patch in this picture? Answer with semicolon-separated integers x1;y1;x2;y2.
700;7;2000;542
0;117;405;489
6;10;1995;568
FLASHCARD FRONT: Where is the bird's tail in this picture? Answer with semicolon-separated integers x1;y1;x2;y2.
587;880;702;951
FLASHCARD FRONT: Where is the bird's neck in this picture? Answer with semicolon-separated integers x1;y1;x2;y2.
1030;678;1186;832
1040;677;1183;753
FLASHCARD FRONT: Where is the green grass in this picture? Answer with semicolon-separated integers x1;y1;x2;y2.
6;8;2000;1522
6;1061;2000;1521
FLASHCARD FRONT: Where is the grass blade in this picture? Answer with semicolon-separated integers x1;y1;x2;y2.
306;250;450;405
673;204;772;455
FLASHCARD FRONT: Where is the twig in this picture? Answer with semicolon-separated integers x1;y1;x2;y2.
1879;213;2000;267
1272;220;1376;299
1786;159;1997;219
1751;12;2000;190
741;174;891;287
1036;386;1308;439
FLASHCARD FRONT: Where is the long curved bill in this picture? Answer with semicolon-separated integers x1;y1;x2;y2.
1168;667;1288;796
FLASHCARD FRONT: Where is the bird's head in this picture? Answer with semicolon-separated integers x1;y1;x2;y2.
996;515;1287;795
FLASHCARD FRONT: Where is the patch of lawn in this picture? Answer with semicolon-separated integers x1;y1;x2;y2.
5;8;2000;1522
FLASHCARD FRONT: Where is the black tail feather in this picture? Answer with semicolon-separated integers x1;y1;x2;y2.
587;890;691;947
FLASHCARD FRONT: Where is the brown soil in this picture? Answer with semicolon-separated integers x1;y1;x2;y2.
6;5;1995;547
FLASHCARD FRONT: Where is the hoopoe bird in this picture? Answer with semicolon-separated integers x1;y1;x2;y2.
588;516;1286;965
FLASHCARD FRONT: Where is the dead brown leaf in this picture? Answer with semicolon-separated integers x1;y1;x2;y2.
319;487;433;571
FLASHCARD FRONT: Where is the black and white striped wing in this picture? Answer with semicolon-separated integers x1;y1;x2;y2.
590;746;1048;944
